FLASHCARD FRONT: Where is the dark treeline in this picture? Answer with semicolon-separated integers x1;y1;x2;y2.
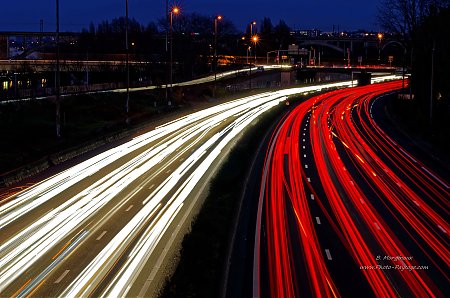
73;14;294;58
65;14;294;82
378;1;450;151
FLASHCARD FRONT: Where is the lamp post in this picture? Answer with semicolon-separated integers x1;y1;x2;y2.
252;35;258;64
377;33;383;62
169;6;179;103
125;0;130;114
214;15;222;97
165;0;169;102
55;0;61;138
250;21;256;36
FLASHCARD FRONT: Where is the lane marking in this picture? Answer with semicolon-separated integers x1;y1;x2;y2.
310;194;315;201
316;217;321;225
148;184;155;190
305;164;308;169
307;178;311;182
325;249;332;260
166;169;171;174
438;225;447;234
51;240;71;260
374;223;381;230
125;205;134;212
54;270;70;284
421;166;449;188
303;154;307;158
96;231;107;241
11;279;31;297
303;146;305;149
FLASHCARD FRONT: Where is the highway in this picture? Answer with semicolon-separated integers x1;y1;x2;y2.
0;64;290;105
254;81;449;297
0;79;364;297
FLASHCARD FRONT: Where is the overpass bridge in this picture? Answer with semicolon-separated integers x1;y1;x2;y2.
0;31;80;59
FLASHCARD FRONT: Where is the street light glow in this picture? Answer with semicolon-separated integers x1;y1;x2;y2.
172;6;180;14
217;15;222;20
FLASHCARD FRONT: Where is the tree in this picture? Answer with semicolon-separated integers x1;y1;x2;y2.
273;20;293;48
377;0;450;39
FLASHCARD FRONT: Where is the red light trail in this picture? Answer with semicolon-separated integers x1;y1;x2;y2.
255;81;449;297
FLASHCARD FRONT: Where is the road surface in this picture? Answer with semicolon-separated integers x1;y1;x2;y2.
0;79;369;297
253;81;449;297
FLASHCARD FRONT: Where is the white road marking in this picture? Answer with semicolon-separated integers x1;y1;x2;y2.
305;165;308;169
303;154;306;158
148;184;155;190
438;225;447;234
307;178;311;182
96;231;107;241
310;194;315;201
325;249;332;260
125;205;134;212
421;166;449;188
316;217;321;225
374;223;381;230
54;270;70;284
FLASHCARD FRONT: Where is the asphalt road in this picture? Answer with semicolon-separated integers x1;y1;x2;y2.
245;81;449;297
0;80;365;297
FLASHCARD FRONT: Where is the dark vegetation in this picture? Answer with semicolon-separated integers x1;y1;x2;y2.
0;83;223;174
378;1;450;154
160;98;293;298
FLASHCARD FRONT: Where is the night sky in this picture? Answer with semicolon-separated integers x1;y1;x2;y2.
1;0;381;32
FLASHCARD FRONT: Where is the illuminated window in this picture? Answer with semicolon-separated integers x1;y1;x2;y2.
2;81;8;90
41;78;47;88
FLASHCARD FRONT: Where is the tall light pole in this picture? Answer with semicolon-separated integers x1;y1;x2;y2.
125;0;130;114
213;15;222;97
252;35;258;64
250;21;256;36
377;33;383;62
165;0;169;102
55;0;61;138
169;6;179;104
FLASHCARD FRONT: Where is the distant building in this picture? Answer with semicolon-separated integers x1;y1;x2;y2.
290;29;321;38
0;36;8;59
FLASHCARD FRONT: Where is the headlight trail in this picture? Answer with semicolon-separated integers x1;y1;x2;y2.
0;78;384;296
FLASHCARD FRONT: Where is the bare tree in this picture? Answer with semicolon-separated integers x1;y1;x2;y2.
378;0;450;38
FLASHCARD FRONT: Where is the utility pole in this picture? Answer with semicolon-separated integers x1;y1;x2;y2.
213;16;222;98
55;0;61;138
165;0;169;103
125;0;130;114
430;41;435;129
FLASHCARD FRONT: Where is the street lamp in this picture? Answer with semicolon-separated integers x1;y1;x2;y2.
252;35;259;64
214;15;222;97
125;0;130;114
377;33;383;62
169;6;180;103
55;0;61;138
250;21;256;36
